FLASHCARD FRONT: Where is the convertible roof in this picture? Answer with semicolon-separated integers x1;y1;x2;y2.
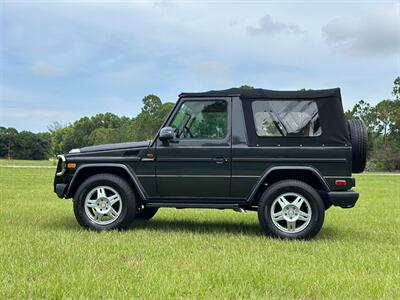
180;87;340;99
180;87;349;146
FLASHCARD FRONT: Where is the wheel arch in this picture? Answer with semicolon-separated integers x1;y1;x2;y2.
66;163;147;201
247;166;330;206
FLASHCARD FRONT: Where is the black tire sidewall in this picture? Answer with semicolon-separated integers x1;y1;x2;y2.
347;119;368;173
258;180;325;239
73;174;137;231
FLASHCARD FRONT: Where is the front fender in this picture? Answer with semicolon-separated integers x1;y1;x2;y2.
65;163;147;200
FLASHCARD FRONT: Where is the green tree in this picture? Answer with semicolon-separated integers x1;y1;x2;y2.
141;94;162;116
0;128;51;160
393;76;400;100
345;100;377;132
375;100;398;146
239;85;254;89
132;95;173;141
1;127;18;159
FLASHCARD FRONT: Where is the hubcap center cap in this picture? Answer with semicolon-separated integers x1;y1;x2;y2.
283;204;299;221
95;198;110;213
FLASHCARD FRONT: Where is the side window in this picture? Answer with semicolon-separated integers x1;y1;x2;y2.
252;100;321;137
171;100;227;139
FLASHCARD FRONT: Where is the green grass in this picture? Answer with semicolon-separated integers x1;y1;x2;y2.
0;166;399;299
0;159;55;167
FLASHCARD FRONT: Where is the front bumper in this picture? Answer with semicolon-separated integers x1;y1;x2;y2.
327;191;359;208
55;183;68;198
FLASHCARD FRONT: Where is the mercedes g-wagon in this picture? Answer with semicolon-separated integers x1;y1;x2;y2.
54;88;367;239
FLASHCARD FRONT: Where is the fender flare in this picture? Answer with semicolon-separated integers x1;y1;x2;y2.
246;166;330;203
66;163;147;200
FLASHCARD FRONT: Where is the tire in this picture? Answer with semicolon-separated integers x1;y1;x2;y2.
135;206;158;220
258;180;325;240
73;173;137;231
347;119;368;173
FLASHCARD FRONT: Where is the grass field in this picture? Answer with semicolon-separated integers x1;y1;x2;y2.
0;161;399;299
0;159;55;167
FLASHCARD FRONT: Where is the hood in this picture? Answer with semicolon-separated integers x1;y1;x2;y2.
71;140;151;154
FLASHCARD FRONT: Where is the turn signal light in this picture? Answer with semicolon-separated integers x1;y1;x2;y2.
67;163;77;169
335;180;347;186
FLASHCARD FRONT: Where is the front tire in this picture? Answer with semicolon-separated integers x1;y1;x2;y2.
73;174;137;231
258;180;325;240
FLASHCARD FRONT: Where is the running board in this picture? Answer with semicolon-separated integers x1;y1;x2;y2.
146;202;240;209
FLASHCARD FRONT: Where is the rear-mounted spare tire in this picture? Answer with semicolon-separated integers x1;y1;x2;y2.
347;119;368;173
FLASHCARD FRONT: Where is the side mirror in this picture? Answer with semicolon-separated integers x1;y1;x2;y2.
159;127;174;142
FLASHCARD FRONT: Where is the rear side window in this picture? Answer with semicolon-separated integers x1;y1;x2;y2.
252;100;321;137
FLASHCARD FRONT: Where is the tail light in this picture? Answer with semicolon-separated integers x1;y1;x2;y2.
335;180;347;186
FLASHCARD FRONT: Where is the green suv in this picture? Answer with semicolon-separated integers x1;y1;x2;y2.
54;88;367;239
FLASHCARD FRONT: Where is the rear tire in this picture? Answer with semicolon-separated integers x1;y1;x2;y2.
135;206;158;220
347;119;368;173
73;173;137;231
258;180;325;240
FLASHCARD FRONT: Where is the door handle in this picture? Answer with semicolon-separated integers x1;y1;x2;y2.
213;157;228;164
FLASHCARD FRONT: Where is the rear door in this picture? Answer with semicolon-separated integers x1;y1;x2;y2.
155;98;231;199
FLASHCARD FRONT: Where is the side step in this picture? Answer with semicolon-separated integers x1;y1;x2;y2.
146;202;240;209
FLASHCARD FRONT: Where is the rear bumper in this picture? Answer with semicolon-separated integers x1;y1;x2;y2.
327;191;359;208
55;183;68;199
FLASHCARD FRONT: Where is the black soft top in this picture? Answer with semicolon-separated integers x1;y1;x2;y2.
181;87;350;146
180;88;340;100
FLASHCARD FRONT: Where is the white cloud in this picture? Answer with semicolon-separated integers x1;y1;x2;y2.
1;1;398;131
322;11;400;56
30;60;64;77
247;14;305;36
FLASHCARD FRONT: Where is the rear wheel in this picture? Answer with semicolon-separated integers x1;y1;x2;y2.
73;174;137;231
258;180;325;239
135;205;158;220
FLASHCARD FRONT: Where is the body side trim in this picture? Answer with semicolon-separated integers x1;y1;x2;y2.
146;202;240;209
232;157;346;163
68;157;141;163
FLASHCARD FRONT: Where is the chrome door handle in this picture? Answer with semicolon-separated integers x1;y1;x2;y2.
213;157;228;164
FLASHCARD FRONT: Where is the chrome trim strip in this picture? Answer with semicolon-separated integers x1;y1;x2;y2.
232;157;346;163
137;175;259;178
56;155;66;176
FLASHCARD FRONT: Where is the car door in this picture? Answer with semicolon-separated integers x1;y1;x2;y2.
155;97;231;199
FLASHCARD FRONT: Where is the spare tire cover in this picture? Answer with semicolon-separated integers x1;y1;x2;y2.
347;119;368;173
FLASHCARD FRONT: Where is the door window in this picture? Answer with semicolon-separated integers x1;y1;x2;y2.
171;100;227;139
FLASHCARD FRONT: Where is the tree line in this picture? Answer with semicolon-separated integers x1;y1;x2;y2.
345;77;400;171
1;79;399;171
0;94;173;161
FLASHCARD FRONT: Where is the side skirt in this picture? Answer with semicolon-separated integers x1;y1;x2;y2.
146;202;241;209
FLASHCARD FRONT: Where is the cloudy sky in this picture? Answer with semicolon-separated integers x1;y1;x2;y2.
1;0;399;132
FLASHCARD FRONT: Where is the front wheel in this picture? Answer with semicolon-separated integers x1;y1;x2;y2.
73;174;137;231
258;180;325;240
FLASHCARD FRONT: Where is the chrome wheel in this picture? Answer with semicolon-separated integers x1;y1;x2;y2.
270;192;312;234
84;186;122;225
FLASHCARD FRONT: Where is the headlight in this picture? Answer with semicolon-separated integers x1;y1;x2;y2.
56;155;66;176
